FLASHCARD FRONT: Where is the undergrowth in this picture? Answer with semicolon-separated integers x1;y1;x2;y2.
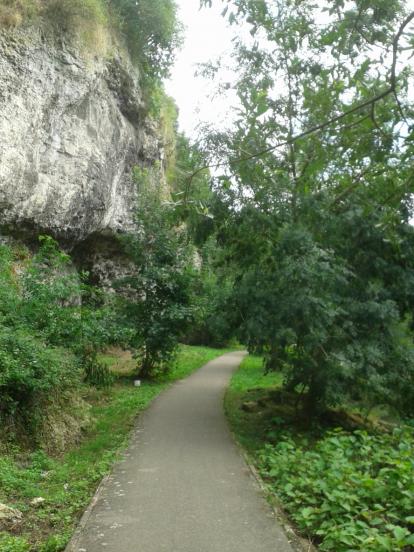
260;428;414;551
0;239;131;436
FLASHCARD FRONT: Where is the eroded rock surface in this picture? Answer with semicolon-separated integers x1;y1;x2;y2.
0;27;164;247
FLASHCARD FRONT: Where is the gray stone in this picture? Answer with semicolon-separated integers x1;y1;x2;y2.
0;26;166;254
30;497;46;507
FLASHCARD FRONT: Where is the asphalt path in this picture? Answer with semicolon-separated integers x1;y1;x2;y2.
67;351;295;552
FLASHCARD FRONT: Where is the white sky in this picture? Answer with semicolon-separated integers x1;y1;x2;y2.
165;0;236;138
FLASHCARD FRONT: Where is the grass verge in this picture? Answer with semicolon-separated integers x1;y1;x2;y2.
225;355;414;552
225;354;284;451
0;344;229;552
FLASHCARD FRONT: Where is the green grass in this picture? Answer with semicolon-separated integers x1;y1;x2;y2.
225;355;283;451
0;344;229;552
227;354;283;391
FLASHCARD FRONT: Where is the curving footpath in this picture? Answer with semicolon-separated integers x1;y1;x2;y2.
66;351;295;552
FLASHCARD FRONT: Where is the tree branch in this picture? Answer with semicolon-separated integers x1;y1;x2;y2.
187;10;414;185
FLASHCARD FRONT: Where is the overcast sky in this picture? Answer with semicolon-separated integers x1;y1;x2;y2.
165;0;414;139
165;0;236;138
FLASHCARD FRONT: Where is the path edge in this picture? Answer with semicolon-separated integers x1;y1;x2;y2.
237;445;318;552
65;474;110;552
223;355;317;551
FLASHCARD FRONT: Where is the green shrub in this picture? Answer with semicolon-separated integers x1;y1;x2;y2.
38;533;69;552
0;324;78;425
0;240;81;420
10;237;130;354
80;293;135;353
18;237;84;348
0;239;130;425
259;427;414;551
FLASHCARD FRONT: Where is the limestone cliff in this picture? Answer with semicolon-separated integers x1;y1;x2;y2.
0;26;166;276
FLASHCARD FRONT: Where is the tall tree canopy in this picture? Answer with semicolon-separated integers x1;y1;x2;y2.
196;0;414;415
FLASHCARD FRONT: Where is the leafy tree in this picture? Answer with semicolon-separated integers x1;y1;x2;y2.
110;0;182;81
198;0;414;415
121;185;195;378
167;133;215;242
184;237;236;347
165;135;238;347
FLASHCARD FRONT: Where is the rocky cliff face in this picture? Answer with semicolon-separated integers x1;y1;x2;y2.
0;26;166;273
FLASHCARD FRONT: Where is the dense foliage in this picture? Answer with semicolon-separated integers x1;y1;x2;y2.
260;428;414;551
0;238;130;426
120;185;196;378
197;0;414;416
0;325;75;425
168;134;236;348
